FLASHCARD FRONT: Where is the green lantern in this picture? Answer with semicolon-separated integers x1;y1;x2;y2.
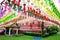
18;6;22;11
2;13;16;22
12;4;17;11
7;0;11;6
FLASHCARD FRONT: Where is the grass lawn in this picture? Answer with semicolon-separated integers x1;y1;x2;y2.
0;35;34;40
42;34;60;40
0;34;60;40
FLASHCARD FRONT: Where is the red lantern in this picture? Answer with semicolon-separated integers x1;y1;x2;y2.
32;9;35;14
28;6;32;13
23;4;26;11
46;17;50;21
19;0;21;2
17;0;21;7
43;16;46;19
12;0;16;4
35;11;39;17
5;0;8;5
17;2;20;7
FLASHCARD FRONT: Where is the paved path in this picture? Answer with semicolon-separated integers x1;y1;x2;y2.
33;36;40;40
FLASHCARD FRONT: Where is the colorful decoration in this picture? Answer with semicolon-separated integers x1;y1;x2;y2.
44;0;60;18
0;0;60;26
34;0;60;21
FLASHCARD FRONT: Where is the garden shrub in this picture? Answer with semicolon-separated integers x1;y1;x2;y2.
48;26;58;34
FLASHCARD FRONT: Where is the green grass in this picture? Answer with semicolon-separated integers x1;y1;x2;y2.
42;34;60;40
0;34;60;40
0;35;34;40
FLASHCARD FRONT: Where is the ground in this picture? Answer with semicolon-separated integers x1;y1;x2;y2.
42;34;60;40
0;35;34;40
0;34;60;40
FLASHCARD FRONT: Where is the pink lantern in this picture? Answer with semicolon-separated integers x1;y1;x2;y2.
58;0;60;3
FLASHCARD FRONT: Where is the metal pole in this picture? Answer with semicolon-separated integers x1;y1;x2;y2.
9;28;11;36
16;28;18;35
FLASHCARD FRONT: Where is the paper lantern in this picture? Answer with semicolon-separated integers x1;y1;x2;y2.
32;9;35;14
23;4;26;11
18;6;22;11
27;0;30;2
58;0;60;3
12;4;17;11
35;11;39;16
19;0;21;2
28;6;32;13
2;13;16;22
45;0;60;18
17;0;21;7
17;2;20;7
7;0;11;6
